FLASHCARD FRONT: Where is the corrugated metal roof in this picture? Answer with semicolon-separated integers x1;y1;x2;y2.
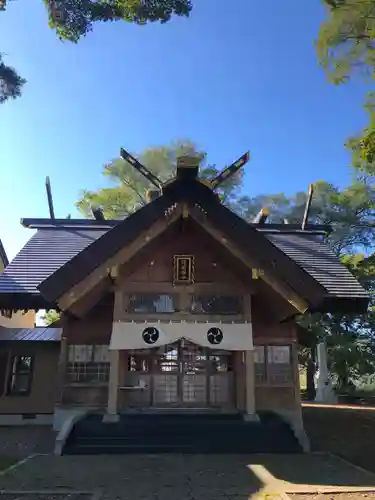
267;233;369;298
0;225;368;302
0;327;62;342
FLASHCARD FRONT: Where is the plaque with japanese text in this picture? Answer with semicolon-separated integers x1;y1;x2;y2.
173;255;194;284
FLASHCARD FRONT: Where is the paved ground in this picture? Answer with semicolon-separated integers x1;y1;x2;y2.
0;427;56;458
1;454;375;500
0;455;263;500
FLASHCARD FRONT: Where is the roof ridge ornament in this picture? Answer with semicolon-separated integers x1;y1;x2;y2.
119;146;251;204
210;151;250;190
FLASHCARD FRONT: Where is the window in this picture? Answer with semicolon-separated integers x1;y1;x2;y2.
254;346;266;383
7;356;34;396
209;352;233;373
127;294;178;313
254;345;293;385
267;346;292;384
67;345;110;384
128;353;150;373
190;295;243;315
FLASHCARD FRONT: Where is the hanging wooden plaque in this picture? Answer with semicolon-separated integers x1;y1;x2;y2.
173;255;194;284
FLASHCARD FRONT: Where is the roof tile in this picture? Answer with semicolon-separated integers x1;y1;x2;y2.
0;225;368;303
0;327;62;342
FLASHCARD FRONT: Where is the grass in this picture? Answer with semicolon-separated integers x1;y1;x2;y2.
303;405;375;474
0;456;17;471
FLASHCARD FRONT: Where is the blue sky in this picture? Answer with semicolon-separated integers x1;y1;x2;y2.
0;0;368;260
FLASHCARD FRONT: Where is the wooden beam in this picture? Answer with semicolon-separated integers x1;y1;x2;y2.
118;281;252;295
67;277;113;318
57;205;183;312
189;211;309;314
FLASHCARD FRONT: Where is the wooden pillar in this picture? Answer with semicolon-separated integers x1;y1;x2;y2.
57;335;68;404
104;349;120;421
243;294;258;420
234;352;245;411
103;287;122;421
244;350;257;418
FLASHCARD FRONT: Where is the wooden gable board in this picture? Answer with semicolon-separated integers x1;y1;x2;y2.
57;208;184;312
38;190;178;303
190;185;327;309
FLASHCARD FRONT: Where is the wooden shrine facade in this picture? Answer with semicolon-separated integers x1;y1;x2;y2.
0;153;369;435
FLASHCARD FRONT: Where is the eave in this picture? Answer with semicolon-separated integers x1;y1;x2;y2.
0;293;55;311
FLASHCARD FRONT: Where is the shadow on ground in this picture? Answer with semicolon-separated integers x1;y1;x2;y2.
251;453;375;490
303;405;375;475
0;455;265;500
2;453;375;499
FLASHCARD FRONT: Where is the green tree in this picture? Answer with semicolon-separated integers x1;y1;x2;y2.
346;96;375;173
327;253;375;390
293;178;374;394
76;139;244;218
239;177;374;395
42;309;61;325
317;0;375;84
239;179;374;255
1;0;192;103
44;0;192;43
300;253;375;393
0;54;26;104
316;0;375;168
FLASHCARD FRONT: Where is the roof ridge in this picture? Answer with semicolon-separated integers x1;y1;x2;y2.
22;217;331;234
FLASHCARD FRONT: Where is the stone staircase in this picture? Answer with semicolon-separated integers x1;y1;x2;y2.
62;411;303;455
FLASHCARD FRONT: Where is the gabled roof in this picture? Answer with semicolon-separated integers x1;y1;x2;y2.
0;223;353;306
0;177;369;314
37;179;328;310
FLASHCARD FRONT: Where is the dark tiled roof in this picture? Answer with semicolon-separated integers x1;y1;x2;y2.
0;228;105;296
0;326;62;342
267;234;368;299
0;224;368;305
39;179;333;308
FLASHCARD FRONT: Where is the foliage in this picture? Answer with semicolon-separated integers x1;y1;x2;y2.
0;54;26;104
317;0;375;84
42;309;61;325
297;252;375;391
44;0;192;42
346;93;375;172
238;179;374;255
76;139;243;218
317;1;375;172
1;0;191;103
247;176;374;391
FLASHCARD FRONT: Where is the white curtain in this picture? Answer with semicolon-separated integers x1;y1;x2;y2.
110;321;253;351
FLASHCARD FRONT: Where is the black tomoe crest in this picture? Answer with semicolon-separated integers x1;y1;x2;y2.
142;326;159;345
207;327;223;345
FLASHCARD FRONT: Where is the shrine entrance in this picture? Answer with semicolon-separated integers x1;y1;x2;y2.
124;339;235;409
